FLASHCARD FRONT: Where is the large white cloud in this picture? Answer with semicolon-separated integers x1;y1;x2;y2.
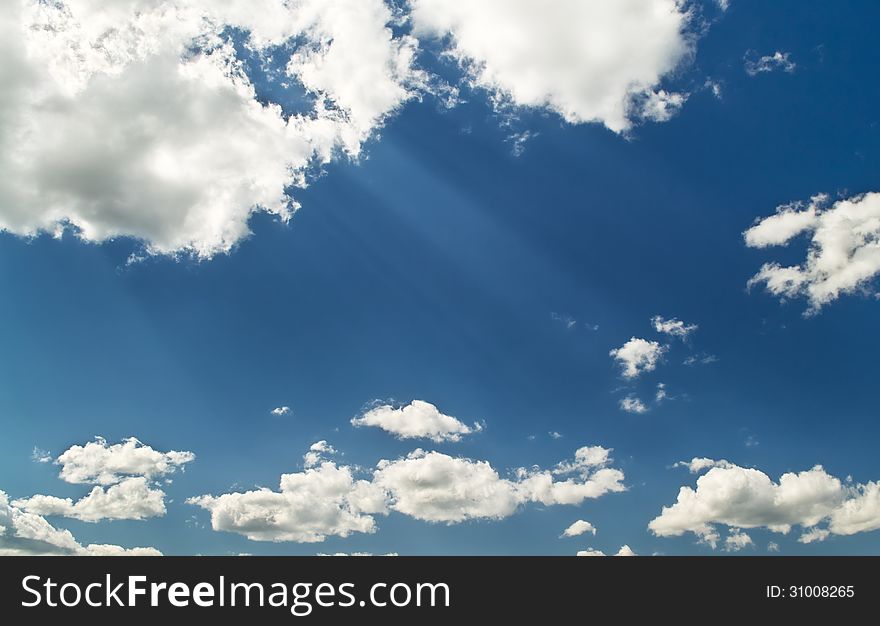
187;460;388;543
609;337;666;379
190;442;625;540
0;0;422;258
0;490;160;556
745;192;880;311
55;436;195;485
649;459;880;547
351;400;482;442
408;0;693;132
14;437;194;523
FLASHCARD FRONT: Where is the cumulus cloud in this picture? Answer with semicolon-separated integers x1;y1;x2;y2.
351;400;482;443
650;460;880;548
615;544;637;556
561;520;596;538
190;442;625;540
673;457;735;474
619;396;648;414
55;437;195;485
610;337;666;379
744;50;796;76
188;458;387;543
651;315;697;339
13;477;166;523
409;0;693;133
14;437;194;522
745;192;880;311
576;545;636;557
0;490;160;556
724;531;753;552
270;406;292;417
0;0;424;258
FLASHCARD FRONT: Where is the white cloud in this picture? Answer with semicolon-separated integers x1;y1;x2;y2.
650;460;880;548
0;0;423;258
638;90;688;123
55;436;195;485
576;545;636;557
655;383;667;403
576;548;606;556
0;490;160;556
549;431;563;439
744;50;796;76
619;396;648;414
271;406;291;417
409;0;694;133
303;440;338;469
745;192;880;311
673;457;735;474
14;437;194;523
31;447;52;463
561;519;596;538
351;400;482;443
615;544;637;556
799;527;829;544
188;457;387;543
767;541;780;552
13;477;166;522
651;315;697;339
610;337;666;378
724;530;753;552
191;442;625;540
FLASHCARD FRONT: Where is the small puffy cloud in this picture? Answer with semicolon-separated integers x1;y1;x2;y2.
615;545;637;556
724;531;753;552
561;520;597;538
767;542;780;552
673;457;735;474
576;548;606;556
619;396;648;414
650;460;880;548
13;477;165;523
744;50;796;76
549;431;563;440
799;527;830;544
610;338;666;379
351;400;482;443
0;490;160;556
576;545;635;557
409;0;694;133
655;383;668;403
55;437;194;485
745;192;880;311
651;315;697;339
638;90;688;123
271;406;292;417
303;440;338;469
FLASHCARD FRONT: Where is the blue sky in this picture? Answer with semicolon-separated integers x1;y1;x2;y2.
2;0;880;556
